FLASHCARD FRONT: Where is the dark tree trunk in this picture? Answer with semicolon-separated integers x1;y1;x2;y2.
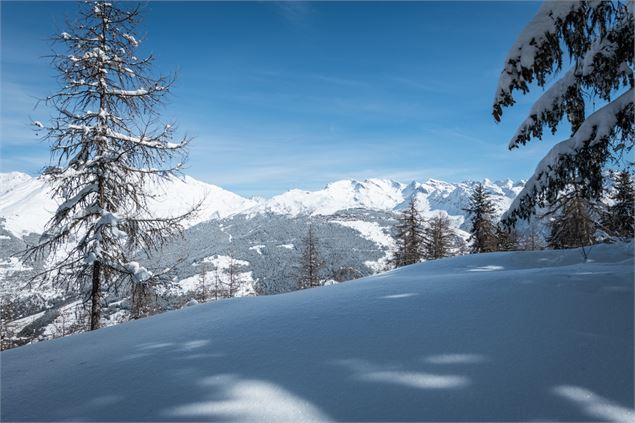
90;261;101;330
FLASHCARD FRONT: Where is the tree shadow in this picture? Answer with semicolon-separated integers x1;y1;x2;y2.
2;261;633;422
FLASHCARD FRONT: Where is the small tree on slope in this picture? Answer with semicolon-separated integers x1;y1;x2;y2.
391;198;425;267
546;182;599;249
25;2;197;330
495;224;520;251
298;224;324;289
463;184;497;253
604;171;635;238
493;1;634;225
422;213;454;260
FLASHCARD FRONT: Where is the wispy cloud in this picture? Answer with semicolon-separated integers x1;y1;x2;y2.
272;1;314;26
1;81;46;146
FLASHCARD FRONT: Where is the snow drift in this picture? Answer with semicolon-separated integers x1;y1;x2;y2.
1;243;633;422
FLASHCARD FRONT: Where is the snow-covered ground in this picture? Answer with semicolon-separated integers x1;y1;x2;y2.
2;242;633;422
160;255;256;297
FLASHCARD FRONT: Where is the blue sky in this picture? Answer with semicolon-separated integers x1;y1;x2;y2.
1;1;562;197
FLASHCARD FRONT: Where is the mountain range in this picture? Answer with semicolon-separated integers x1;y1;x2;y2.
0;171;524;237
0;171;526;346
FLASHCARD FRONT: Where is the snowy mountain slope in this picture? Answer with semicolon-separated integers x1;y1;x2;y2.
0;173;58;237
251;177;523;220
254;178;407;216
0;172;524;340
2;243;633;422
0;172;523;238
0;172;257;237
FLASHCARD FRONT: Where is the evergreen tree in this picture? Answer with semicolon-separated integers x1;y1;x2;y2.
494;1;634;225
495;224;519;251
195;261;210;303
0;298;17;351
391;198;425;267
422;213;454;260
25;2;197;330
605;171;635;238
518;215;545;251
211;269;223;301
225;253;241;297
546;183;598;249
298;224;323;289
130;282;158;320
464;184;497;253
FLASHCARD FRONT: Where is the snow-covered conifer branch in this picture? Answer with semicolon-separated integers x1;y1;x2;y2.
493;0;634;224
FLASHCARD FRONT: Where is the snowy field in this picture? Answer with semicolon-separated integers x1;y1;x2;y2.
1;242;633;422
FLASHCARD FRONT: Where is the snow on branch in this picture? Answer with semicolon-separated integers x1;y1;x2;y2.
58;183;98;213
502;88;634;222
493;1;582;120
508;69;577;149
104;128;185;150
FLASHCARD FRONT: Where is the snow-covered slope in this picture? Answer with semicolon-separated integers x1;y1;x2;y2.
2;243;632;422
0;172;257;237
253;177;523;218
256;178;407;216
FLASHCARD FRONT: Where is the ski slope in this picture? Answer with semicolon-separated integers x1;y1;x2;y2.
1;243;633;422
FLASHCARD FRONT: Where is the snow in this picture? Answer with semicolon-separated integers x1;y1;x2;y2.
122;33;139;47
494;1;581;106
332;219;395;271
249;177;522;221
0;257;33;281
0;172;257;236
255;178;407;216
503;88;634;221
5;311;46;335
332;220;394;250
2;242;632;421
164;255;255;297
0;172;522;239
107;88;148;97
248;245;266;255
508;69;577;148
0;173;58;236
125;261;152;283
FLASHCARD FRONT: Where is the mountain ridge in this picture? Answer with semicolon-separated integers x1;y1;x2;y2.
0;171;524;237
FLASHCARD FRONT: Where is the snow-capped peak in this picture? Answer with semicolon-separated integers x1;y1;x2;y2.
254;178;407;217
0;172;256;237
0;172;525;237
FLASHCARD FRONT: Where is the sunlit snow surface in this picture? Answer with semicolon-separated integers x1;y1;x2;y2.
1;242;633;422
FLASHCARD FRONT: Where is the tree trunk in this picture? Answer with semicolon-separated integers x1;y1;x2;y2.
90;261;102;330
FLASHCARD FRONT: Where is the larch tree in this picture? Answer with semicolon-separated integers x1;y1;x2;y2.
493;1;634;225
391;198;425;267
195;260;210;303
604;171;635;237
546;182;599;249
225;252;241;297
298;224;324;289
463;184;497;253
518;215;545;251
422;213;454;260
25;1;197;330
495;224;520;251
